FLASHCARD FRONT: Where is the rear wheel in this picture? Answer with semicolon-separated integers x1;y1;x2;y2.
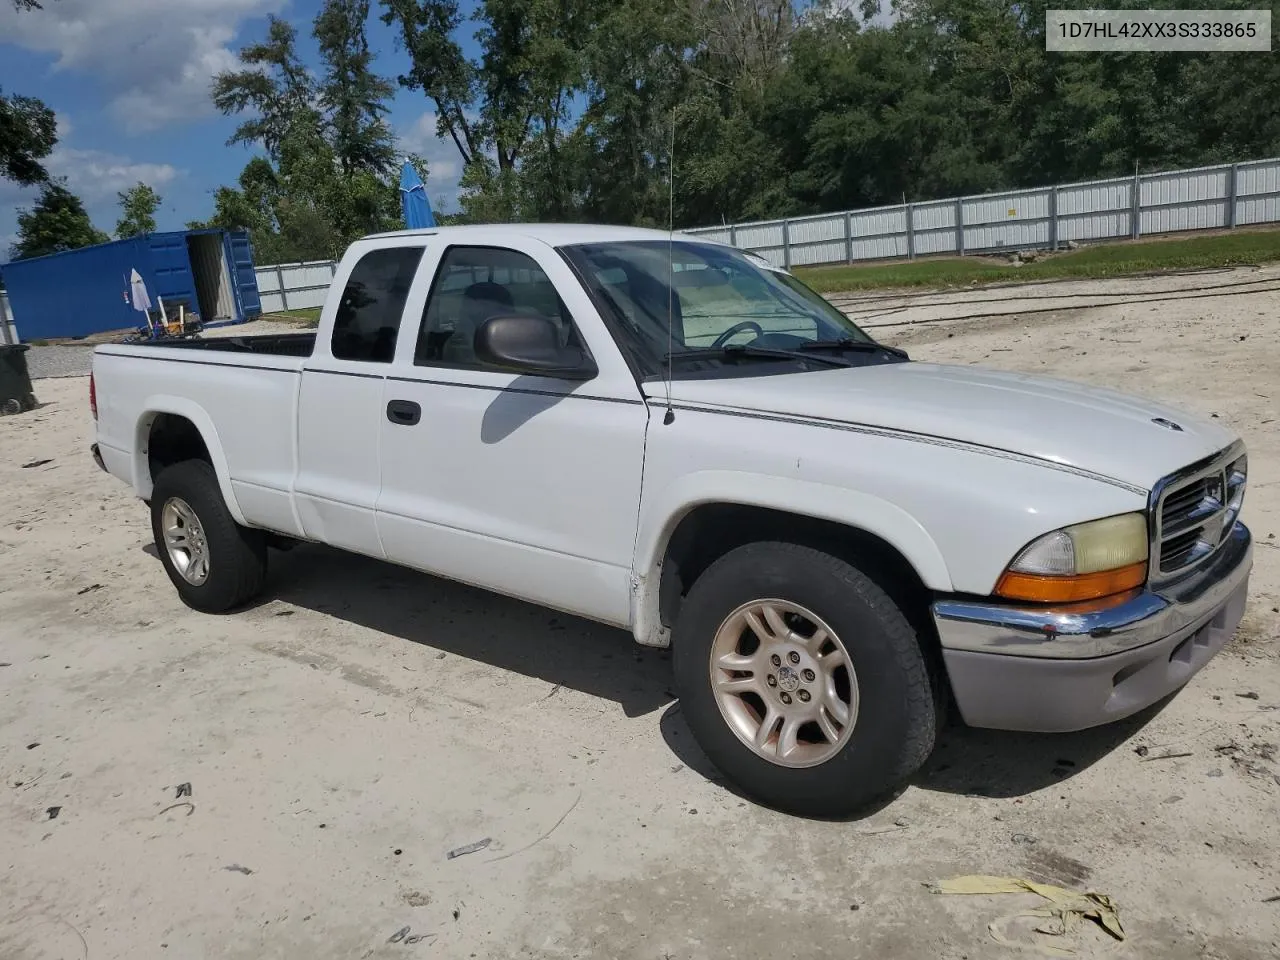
672;541;937;818
150;459;267;612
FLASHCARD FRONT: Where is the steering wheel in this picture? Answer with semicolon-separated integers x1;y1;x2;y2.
711;320;764;349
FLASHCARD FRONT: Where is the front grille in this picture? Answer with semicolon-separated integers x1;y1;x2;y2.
1152;446;1246;578
1160;527;1202;571
1161;478;1210;531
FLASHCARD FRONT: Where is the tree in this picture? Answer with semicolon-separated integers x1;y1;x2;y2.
693;0;795;93
1185;45;1280;163
495;0;597;219
208;5;402;254
115;182;162;238
381;0;483;166
212;16;316;161
2;2;59;186
314;0;397;177
570;0;693;225
193;154;330;263
0;89;56;186
195;0;1280;238
381;0;596;221
10;181;109;260
189;159;279;246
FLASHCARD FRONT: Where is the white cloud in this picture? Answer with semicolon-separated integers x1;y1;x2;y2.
399;113;462;179
46;148;179;203
398;111;465;213
0;0;287;133
0;118;182;244
110;28;246;133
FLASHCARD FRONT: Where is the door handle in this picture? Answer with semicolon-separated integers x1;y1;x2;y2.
386;399;421;426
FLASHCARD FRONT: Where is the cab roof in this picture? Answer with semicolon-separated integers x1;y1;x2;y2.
360;222;725;247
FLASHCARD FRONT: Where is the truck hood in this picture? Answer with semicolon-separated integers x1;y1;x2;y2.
647;363;1237;491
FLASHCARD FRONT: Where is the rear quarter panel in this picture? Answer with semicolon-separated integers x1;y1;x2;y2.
93;347;305;535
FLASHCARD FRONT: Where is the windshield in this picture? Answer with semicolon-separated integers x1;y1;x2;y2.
560;240;879;378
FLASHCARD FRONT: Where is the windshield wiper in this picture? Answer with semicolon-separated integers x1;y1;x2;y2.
797;338;909;360
665;344;854;368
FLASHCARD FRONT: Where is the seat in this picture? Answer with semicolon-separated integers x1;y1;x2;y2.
625;269;685;345
442;281;514;365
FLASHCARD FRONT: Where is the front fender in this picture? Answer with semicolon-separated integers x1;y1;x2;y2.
134;395;248;526
629;470;953;647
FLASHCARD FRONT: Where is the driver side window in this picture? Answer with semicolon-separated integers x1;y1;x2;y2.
414;246;583;368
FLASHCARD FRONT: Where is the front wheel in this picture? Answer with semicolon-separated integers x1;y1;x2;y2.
150;459;267;613
672;541;937;818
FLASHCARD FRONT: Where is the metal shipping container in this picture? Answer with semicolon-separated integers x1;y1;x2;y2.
0;228;263;341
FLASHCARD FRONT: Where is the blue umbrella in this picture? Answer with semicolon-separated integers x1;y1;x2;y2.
399;159;435;229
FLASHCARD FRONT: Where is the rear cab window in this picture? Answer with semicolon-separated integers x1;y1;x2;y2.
330;247;425;363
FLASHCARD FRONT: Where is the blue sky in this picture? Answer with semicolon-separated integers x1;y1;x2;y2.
0;0;472;257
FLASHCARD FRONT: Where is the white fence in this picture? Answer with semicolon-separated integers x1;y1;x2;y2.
254;259;339;315
683;157;1280;269
247;157;1280;312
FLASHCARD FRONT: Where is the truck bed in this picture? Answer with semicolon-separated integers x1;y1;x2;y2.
134;332;317;357
93;332;309;539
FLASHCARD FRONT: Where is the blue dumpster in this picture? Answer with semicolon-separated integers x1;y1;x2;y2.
0;228;263;341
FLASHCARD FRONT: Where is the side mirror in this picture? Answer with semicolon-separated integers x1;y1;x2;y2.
474;315;597;381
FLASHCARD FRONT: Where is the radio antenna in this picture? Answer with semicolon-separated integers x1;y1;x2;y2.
663;108;676;426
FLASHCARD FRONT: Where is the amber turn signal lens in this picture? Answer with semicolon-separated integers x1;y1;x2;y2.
995;561;1147;604
1034;587;1144;616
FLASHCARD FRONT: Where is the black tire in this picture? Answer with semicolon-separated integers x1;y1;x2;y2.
672;541;937;818
150;459;267;613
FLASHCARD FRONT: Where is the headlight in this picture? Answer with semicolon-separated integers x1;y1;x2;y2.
996;513;1148;604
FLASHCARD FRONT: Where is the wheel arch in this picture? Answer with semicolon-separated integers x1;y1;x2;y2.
630;472;953;648
132;396;247;525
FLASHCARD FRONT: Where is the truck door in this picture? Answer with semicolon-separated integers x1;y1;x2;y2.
375;239;649;627
294;240;433;557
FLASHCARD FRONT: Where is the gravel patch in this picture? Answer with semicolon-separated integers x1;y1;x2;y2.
26;344;95;380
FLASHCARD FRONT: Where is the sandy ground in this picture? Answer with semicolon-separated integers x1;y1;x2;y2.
2;268;1279;960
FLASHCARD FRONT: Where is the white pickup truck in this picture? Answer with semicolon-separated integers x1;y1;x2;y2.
90;224;1252;816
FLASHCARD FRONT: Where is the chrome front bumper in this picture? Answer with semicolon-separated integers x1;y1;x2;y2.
932;522;1252;732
